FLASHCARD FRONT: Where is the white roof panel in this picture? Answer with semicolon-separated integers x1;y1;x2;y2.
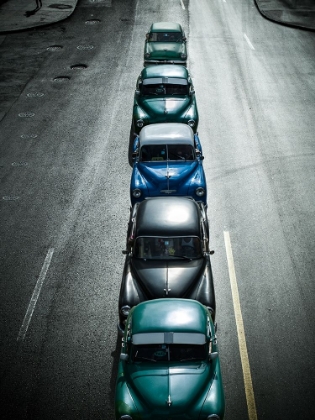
139;123;194;146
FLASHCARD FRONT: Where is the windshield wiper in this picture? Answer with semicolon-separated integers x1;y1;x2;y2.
135;356;157;362
167;254;192;260
179;357;202;362
168;152;185;160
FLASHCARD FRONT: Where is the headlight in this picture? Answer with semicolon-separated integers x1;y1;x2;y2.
132;189;141;198
144;52;150;58
181;53;187;59
207;416;220;420
196;187;205;197
136;119;144;128
187;119;195;127
120;416;133;420
120;305;131;317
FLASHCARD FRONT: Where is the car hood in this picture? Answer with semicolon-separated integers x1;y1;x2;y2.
146;42;185;59
137;97;191;120
126;363;210;416
131;259;205;298
134;161;199;194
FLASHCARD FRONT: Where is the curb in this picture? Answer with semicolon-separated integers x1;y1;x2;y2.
0;0;79;33
255;0;315;31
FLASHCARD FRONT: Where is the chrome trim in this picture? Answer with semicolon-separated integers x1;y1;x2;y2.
196;187;205;197
132;189;141;198
136;119;144;128
117;322;125;336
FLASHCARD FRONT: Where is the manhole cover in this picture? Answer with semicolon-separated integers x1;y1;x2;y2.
77;45;94;50
47;45;63;51
20;134;38;139
85;19;101;25
12;162;28;167
27;93;44;98
2;196;19;201
18;112;35;118
71;64;88;70
53;76;70;82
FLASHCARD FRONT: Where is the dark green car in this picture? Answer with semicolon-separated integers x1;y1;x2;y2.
131;65;199;136
144;22;187;65
115;299;225;420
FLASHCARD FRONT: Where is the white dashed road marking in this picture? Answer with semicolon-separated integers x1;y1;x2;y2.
17;248;54;342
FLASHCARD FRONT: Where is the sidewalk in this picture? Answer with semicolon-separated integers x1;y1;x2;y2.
0;0;78;33
255;0;315;29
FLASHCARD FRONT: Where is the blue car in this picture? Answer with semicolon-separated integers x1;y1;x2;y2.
130;123;207;205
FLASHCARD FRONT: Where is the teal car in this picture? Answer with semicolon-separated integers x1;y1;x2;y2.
131;65;198;136
115;299;225;420
144;22;187;65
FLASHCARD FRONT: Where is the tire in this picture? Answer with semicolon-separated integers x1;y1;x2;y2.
128;121;136;166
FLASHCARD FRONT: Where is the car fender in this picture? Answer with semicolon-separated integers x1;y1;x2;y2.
119;256;147;309
115;371;138;419
186;255;216;319
198;358;225;419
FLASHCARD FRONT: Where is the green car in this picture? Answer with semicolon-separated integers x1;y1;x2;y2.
131;65;199;137
115;299;225;420
144;22;187;65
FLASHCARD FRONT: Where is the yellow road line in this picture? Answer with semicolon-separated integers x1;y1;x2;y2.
224;231;258;420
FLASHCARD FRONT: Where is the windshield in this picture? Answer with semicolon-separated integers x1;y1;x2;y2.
134;237;202;259
148;32;183;42
131;343;207;362
141;83;189;96
140;144;195;161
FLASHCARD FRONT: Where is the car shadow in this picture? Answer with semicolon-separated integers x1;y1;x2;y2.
109;333;121;409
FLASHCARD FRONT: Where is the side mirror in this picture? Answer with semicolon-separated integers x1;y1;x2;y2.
122;250;128;255
135;89;140;95
209;352;218;361
183;36;186;42
120;353;129;362
210;250;215;255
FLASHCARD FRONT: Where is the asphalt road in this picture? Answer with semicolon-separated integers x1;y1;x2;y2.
0;0;315;419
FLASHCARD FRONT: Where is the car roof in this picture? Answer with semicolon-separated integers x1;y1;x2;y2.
150;22;183;33
139;123;194;146
141;65;189;80
131;299;208;338
135;197;201;237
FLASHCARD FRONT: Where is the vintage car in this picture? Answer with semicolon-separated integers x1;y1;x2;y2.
118;196;215;334
115;298;225;420
130;123;207;205
131;65;199;136
144;21;187;65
